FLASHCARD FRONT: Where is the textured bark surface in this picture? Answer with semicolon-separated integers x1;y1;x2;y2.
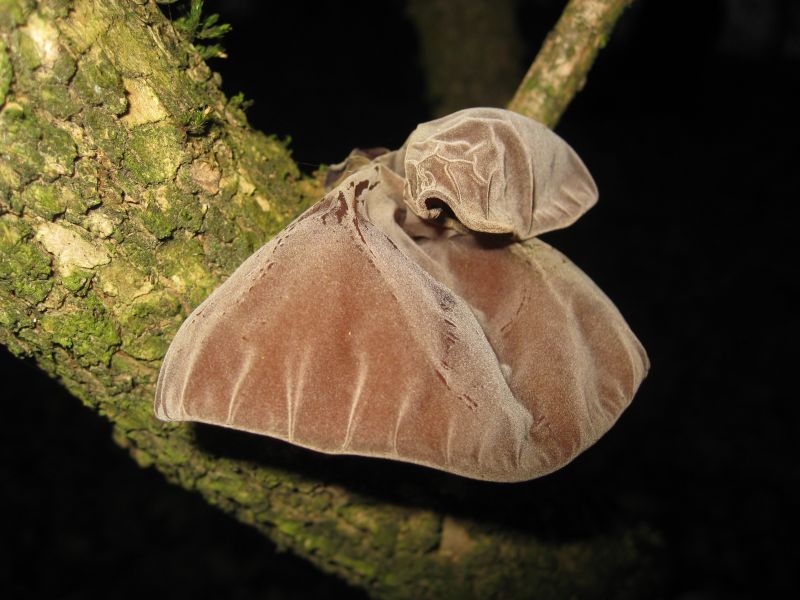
508;0;635;127
0;1;655;598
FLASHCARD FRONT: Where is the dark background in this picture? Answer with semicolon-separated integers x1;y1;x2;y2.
2;0;797;598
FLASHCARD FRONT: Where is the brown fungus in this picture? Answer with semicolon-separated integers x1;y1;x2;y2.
155;108;648;483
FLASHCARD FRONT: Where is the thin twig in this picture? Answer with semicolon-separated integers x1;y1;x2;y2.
508;0;635;127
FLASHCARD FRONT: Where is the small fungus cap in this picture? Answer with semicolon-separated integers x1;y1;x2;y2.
399;108;599;239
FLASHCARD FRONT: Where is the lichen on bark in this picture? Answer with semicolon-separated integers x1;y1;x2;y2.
508;0;635;127
0;1;657;598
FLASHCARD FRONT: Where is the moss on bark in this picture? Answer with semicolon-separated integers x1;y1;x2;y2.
0;1;657;598
508;0;635;127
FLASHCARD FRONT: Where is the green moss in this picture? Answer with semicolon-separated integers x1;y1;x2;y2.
120;289;168;329
396;511;441;553
0;159;20;202
118;291;182;361
233;129;300;196
336;553;378;581
124;122;184;185
204;230;259;275
379;571;400;589
61;268;92;295
7;191;24;214
38;82;81;119
125;333;169;361
339;504;387;536
154;433;195;465
96;258;150;300
37;0;72;20
371;521;400;554
83;107;125;163
0;291;33;332
216;172;238;204
51;49;76;81
203;205;237;242
116;231;158;273
273;517;305;538
71;48;127;114
0;217;53;303
103;359;143;398
11;11;75;93
171;203;203;233
1;243;52;302
140;187;203;240
17;14;67;76
172;0;231;61
21;182;66;219
15;28;41;73
0;0;34;29
65;162;102;215
0;105;44;183
0;214;32;244
174;0;231;43
239;193;287;243
39;294;121;366
156;238;215;305
39;120;77;178
198;473;262;506
178;104;212;136
14;317;53;355
0;40;11;106
0;319;29;357
225;92;251;126
141;202;176;239
378;555;457;600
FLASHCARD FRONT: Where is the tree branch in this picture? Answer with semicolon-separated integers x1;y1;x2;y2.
1;1;653;598
508;0;635;127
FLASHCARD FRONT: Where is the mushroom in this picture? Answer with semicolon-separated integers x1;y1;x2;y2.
155;108;648;482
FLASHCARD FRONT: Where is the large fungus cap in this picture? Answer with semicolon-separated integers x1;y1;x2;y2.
155;108;648;483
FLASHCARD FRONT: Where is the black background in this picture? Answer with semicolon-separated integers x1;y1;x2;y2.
2;1;797;598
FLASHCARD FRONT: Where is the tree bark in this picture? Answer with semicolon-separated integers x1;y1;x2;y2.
0;1;654;598
508;0;635;127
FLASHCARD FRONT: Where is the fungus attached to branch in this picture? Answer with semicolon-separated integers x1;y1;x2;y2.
154;108;648;483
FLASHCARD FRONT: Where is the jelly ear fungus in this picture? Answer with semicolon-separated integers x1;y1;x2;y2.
155;108;648;482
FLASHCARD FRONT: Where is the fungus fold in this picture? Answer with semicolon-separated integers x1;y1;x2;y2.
155;108;649;482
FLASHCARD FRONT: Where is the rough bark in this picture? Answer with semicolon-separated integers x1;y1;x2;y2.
508;0;635;127
0;1;654;598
